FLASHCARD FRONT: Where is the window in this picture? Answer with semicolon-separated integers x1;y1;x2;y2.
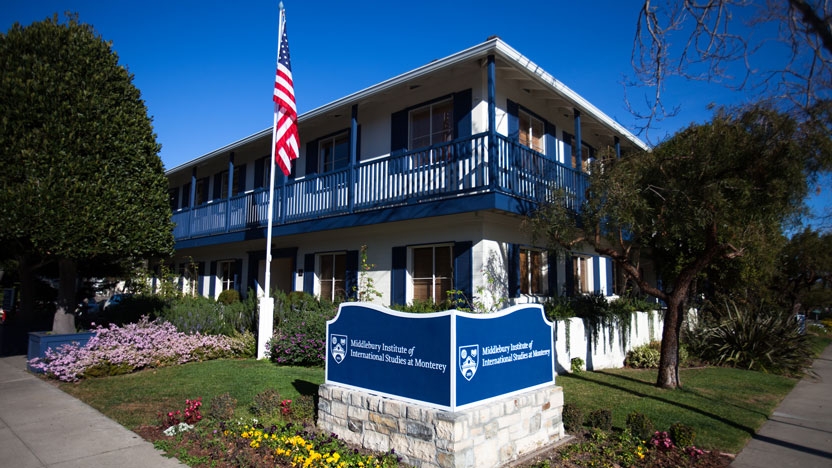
563;133;593;173
410;99;453;149
219;167;243;198
319;252;346;302
319;132;350;173
218;260;236;292
520;248;545;295
519;110;544;154
572;256;591;294
412;245;453;303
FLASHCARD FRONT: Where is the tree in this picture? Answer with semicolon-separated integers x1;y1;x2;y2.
631;0;832;132
0;15;173;333
775;228;832;315
529;105;832;388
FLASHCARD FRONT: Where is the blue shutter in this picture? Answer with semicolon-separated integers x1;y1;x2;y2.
508;243;520;298
213;173;223;200
236;163;246;194
356;125;362;162
606;258;614;296
209;261;217;298
234;259;243;292
254;157;265;189
391;246;407;306
507;100;519;142
565;256;574;297
303;254;315;295
545;121;557;161
199;177;209;204
197;262;205;296
593;256;601;294
390;109;408;156
346;250;359;300
548;251;558;297
305;140;318;176
453;88;472;139
453;241;473;303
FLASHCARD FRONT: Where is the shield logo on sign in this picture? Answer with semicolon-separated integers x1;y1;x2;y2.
331;334;348;364
458;344;479;381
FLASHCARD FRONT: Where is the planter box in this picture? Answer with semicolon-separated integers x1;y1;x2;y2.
27;331;95;373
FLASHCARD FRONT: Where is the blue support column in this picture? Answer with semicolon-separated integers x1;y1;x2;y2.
573;109;582;171
487;54;497;189
226;152;234;232
349;104;358;214
188;167;197;237
614;136;621;159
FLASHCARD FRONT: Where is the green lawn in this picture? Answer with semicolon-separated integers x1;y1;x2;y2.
55;339;831;456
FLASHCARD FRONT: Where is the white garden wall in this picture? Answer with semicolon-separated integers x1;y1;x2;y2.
553;311;663;374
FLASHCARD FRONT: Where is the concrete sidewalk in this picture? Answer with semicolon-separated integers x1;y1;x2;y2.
731;343;832;468
0;355;185;468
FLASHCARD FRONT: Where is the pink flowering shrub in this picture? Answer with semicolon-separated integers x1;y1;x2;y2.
28;317;235;381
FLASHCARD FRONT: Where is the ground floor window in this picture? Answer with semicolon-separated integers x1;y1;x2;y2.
412;245;452;303
520;248;545;295
572;256;591;294
218;260;236;292
319;252;346;302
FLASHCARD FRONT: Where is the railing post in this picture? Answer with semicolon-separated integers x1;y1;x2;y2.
487;54;497;190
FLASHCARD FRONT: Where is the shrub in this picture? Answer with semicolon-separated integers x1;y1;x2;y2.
269;291;336;366
217;289;240;305
668;422;696;448
100;295;167;326
562;403;584;433
690;301;810;375
585;409;612;431
625;411;655;441
390;298;450;314
28;317;236;381
226;331;256;358
161;292;257;336
208;393;237;421
544;295;574;320
625;342;661;368
250;388;283;417
290;394;316;423
570;357;585;374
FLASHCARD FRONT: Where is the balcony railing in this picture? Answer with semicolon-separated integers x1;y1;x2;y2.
172;133;587;241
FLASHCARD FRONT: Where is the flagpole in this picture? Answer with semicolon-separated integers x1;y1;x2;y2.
258;3;285;360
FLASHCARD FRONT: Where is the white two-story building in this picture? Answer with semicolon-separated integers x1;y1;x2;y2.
165;37;651;308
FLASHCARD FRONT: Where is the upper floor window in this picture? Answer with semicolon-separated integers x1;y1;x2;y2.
519;110;544;154
563;133;593;173
219;167;243;198
319;252;346;302
319;131;350;173
410;99;453;150
412;244;453;303
520;248;545;295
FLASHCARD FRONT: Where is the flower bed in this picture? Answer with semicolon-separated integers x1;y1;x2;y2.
28;317;237;381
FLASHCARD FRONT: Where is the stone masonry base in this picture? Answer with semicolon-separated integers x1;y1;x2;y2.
317;384;564;468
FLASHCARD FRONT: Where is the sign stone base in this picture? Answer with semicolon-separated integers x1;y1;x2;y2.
317;384;565;468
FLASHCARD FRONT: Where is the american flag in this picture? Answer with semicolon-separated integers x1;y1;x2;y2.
273;12;298;176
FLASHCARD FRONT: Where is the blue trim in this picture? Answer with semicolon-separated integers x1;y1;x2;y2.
545;121;557;162
548;251;557;296
305;139;318;176
593;256;601;294
197;261;205;295
565;255;574;296
606;257;614;296
614;136;621;159
209;261;217;298
453;241;473;302
346;249;359;300
303;254;315;295
508;243;520;298
391;246;407;306
573;109;582;170
453;89;472;139
487;54;497;190
507;100;519;142
254;157;266;188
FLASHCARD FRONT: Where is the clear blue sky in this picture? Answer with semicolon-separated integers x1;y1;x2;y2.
2;0;828;227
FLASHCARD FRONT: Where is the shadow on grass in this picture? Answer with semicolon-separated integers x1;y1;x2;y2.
564;371;758;436
292;379;320;397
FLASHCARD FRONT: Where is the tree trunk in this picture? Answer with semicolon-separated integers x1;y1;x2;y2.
52;258;78;334
656;295;683;388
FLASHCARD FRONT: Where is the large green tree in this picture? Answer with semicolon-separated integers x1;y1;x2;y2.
0;15;173;333
529;105;832;389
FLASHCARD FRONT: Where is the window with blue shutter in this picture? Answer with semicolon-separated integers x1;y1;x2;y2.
391;246;407;306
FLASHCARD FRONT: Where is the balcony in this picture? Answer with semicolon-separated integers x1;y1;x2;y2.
171;133;587;242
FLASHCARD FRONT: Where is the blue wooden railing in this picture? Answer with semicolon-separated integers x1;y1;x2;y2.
171;133;587;241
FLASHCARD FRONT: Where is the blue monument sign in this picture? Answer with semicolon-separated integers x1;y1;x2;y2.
325;303;554;411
